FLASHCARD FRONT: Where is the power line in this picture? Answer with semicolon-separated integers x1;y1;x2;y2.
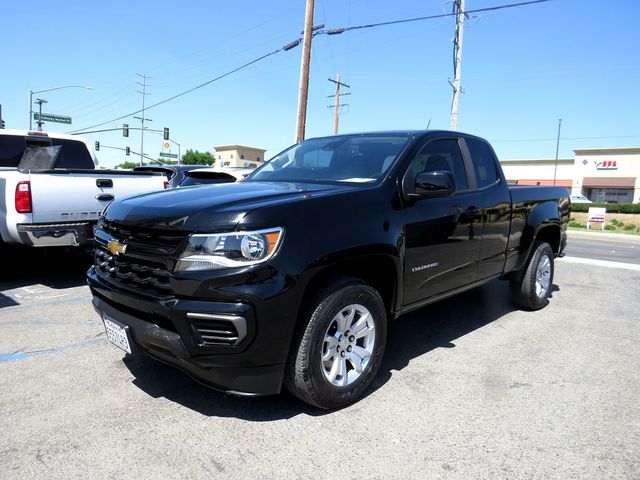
68;0;553;135
68;44;294;134
315;0;552;36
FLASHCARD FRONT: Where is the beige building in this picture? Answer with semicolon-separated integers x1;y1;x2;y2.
214;145;266;169
500;147;640;203
572;147;640;203
500;157;574;188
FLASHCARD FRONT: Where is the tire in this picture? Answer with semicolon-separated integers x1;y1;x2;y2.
285;279;388;409
510;241;554;310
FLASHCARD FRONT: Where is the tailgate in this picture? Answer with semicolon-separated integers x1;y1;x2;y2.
29;172;166;223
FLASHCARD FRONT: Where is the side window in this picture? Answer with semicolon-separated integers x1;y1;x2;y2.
52;139;95;169
0;135;25;167
465;138;499;188
411;139;468;191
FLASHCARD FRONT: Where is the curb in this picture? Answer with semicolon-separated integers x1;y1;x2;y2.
567;229;640;243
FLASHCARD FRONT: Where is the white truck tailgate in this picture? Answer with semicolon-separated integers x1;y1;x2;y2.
29;171;166;223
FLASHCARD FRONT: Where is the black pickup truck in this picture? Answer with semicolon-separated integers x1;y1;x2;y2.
87;131;569;409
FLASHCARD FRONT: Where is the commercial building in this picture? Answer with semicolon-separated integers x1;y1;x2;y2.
214;145;266;169
500;147;640;203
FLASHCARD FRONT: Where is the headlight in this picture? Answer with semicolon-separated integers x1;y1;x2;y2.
175;227;284;272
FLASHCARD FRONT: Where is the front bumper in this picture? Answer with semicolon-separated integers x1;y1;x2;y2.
88;268;288;396
17;222;94;247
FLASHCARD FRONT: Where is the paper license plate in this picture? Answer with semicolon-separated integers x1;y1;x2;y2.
103;316;132;354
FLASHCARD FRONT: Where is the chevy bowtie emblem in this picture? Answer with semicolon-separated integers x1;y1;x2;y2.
107;239;127;256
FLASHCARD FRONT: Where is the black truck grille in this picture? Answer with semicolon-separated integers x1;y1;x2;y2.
94;219;187;297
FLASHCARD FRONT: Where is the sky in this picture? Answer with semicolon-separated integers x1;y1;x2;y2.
2;0;639;168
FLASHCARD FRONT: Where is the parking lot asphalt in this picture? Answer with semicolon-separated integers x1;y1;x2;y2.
1;249;639;479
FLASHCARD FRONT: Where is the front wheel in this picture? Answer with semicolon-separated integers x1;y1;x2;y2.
510;241;555;310
285;279;387;409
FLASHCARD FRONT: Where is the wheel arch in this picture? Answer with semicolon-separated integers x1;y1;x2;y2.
297;251;400;325
511;201;563;274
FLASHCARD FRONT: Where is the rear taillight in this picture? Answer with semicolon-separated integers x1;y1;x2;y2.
15;181;33;213
163;181;170;189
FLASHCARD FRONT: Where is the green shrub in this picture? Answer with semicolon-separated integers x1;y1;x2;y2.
623;224;637;231
610;219;621;226
604;224;616;231
570;203;640;214
568;220;585;228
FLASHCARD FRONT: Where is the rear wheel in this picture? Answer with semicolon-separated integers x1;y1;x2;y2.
285;279;387;409
510;241;554;310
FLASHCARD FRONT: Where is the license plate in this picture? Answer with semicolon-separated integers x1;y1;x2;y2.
103;316;132;354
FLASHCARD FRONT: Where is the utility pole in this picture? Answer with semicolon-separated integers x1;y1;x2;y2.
327;74;351;135
553;118;562;186
449;0;466;131
295;0;315;143
134;74;152;166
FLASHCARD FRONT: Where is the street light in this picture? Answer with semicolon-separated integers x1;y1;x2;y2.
35;99;48;131
28;85;93;130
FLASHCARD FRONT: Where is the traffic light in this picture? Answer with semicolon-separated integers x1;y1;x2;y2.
95;141;100;151
0;119;5;129
123;123;129;137
163;127;169;141
125;147;130;156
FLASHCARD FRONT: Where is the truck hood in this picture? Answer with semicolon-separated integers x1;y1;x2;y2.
103;181;354;231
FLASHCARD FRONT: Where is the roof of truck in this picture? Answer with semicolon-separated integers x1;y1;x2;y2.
0;129;87;142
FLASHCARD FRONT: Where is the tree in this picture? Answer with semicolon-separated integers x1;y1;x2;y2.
115;161;139;169
182;149;214;166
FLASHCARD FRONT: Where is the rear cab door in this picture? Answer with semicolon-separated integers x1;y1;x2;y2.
459;136;512;280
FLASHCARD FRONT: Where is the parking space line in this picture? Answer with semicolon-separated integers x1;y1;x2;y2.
559;256;640;271
0;337;107;362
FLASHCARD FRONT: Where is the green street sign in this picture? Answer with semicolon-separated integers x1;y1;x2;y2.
159;152;178;158
33;113;72;124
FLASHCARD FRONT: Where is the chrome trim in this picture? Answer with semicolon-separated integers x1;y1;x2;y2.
186;312;248;345
17;222;93;247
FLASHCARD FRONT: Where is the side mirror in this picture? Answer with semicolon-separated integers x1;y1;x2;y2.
411;170;455;198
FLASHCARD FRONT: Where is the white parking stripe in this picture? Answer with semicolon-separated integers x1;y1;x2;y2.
558;256;640;271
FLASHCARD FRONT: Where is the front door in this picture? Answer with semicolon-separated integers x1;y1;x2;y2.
402;138;482;305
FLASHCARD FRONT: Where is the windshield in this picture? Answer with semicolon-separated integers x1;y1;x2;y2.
247;134;411;184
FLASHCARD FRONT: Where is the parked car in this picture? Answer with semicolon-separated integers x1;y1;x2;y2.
178;168;240;187
570;194;592;204
222;167;254;180
0;129;168;250
88;130;570;409
133;165;200;188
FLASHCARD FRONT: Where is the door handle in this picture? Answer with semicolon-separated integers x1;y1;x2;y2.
95;193;115;202
96;178;113;188
465;207;482;219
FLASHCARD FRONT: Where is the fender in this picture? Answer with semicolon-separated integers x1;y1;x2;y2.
512;200;562;274
296;243;403;319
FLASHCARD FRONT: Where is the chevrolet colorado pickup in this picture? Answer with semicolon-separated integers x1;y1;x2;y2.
88;130;569;409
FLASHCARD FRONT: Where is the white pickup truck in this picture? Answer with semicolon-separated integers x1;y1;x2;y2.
0;129;168;249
